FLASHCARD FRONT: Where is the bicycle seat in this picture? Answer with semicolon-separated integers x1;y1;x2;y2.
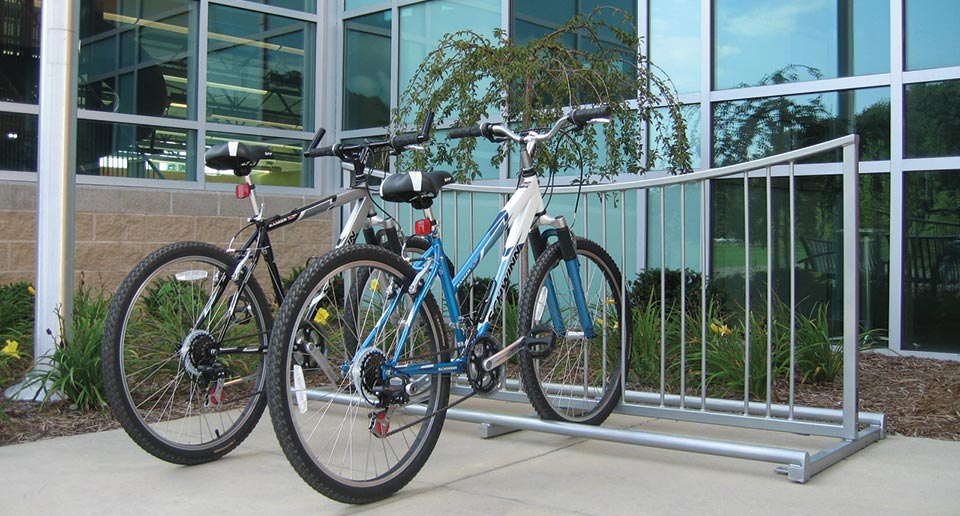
204;142;273;177
380;171;454;209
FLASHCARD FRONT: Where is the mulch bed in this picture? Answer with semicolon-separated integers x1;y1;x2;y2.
1;352;958;446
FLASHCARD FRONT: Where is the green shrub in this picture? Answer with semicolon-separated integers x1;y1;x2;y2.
27;279;111;412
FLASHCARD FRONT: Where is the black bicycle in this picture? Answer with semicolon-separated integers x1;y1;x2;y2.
101;115;434;465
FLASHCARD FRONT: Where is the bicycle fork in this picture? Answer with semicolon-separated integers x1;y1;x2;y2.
481;214;596;372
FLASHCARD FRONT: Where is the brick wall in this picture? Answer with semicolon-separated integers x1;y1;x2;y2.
0;181;333;293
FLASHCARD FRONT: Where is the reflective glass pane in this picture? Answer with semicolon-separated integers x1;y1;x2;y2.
646;183;703;272
343;11;392;130
76;120;193;181
345;0;386;11
0;113;38;172
649;0;700;94
205;132;310;187
904;170;960;352
906;0;960;70
207;6;314;130
243;0;316;12
513;0;637;43
79;0;196;119
714;0;889;90
398;0;500;123
652;104;701;170
710;173;889;335
713;87;890;167
904;80;960;159
0;0;40;103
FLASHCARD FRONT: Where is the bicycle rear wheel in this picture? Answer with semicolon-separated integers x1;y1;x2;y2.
517;237;629;425
266;244;450;504
101;241;270;464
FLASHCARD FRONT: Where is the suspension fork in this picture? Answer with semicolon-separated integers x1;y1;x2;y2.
536;215;596;340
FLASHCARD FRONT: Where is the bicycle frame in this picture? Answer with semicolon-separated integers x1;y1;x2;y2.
196;173;400;353
361;169;595;378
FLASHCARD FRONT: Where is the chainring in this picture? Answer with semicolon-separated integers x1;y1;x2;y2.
467;334;504;396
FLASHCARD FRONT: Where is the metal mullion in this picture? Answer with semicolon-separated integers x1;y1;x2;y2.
197;0;209;188
888;0;905;353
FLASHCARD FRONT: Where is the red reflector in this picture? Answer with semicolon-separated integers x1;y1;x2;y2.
236;184;251;199
415;219;432;236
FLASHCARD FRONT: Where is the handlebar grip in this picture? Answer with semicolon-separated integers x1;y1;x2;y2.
569;105;612;126
449;125;484;139
389;110;435;151
304;145;336;158
389;132;421;150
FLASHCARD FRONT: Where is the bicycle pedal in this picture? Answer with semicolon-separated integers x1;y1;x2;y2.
525;324;557;359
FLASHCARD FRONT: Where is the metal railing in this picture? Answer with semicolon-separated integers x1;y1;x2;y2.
389;134;884;482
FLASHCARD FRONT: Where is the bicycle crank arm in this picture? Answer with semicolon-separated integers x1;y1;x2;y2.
304;342;342;384
482;325;557;371
481;336;525;372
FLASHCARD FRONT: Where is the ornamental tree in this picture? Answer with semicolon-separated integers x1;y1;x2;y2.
393;7;692;182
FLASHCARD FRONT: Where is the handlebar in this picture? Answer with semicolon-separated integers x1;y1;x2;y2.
449;105;611;145
303;111;434;159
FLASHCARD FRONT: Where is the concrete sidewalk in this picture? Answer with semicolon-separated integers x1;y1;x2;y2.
2;399;958;516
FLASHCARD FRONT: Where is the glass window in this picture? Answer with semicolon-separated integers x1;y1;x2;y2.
0;113;38;172
243;0;316;12
513;0;637;44
710;173;889;335
905;0;960;70
399;0;501;122
0;0;40;103
903;170;960;352
649;0;700;94
345;0;386;11
207;5;314;131
904;80;960;159
79;0;197;119
76;120;194;181
714;0;889;90
713;87;891;167
647;183;703;273
652;104;701;170
343;11;392;130
205;132;311;188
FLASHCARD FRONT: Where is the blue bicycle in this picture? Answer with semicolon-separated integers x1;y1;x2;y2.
265;106;630;504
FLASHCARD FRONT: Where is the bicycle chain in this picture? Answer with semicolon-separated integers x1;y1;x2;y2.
382;389;477;438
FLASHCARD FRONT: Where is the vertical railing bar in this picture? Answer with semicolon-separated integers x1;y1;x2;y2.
789;160;797;419
842;138;861;440
660;187;667;405
743;172;751;414
602;192;609;392
765;166;773;417
680;183;687;408
700;181;708;410
621;190;628;403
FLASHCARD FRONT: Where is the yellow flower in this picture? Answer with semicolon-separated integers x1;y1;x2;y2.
313;307;330;326
710;322;732;337
606;298;616;305
2;339;21;358
369;279;379;291
28;285;36;296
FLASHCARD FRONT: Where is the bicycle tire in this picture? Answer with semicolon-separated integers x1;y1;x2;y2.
266;244;450;504
517;237;629;425
101;241;270;464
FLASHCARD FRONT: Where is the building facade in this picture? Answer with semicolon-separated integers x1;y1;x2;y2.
1;0;958;357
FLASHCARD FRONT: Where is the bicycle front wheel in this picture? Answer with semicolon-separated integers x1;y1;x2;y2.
517;237;629;425
101;241;270;464
266;244;450;504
